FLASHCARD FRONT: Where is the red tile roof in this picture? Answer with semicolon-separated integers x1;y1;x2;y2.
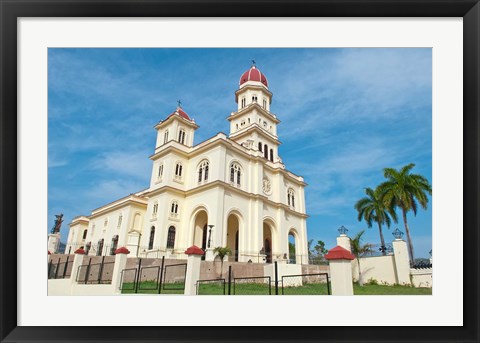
74;248;86;255
114;246;130;255
239;66;268;87
325;246;355;260
184;245;205;255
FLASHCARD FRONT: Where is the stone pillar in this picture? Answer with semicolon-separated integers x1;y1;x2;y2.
392;239;411;285
325;246;355;295
336;234;351;252
111;247;130;294
47;233;61;254
71;248;86;285
184;245;204;295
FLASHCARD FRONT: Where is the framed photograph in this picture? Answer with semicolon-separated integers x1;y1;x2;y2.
1;1;478;342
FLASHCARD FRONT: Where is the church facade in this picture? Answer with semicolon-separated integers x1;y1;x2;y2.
65;65;309;264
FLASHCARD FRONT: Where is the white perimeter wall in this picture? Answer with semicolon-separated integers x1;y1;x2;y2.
352;255;398;285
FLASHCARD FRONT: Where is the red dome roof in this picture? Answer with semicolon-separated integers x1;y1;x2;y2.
167;107;192;122
239;66;268;87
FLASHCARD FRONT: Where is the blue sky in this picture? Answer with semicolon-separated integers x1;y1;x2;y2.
48;48;432;257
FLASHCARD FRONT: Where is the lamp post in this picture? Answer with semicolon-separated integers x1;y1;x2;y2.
207;224;214;248
392;228;404;240
338;225;348;236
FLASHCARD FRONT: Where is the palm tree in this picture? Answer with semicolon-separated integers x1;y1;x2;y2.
354;187;397;255
350;230;372;286
213;246;231;278
377;163;432;264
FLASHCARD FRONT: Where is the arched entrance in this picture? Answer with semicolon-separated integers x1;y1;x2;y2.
226;213;240;262
193;210;208;259
263;221;274;263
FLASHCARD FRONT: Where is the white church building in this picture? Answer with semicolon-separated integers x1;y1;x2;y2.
65;64;309;264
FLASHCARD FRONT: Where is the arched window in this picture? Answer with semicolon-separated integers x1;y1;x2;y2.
230;162;242;186
97;238;104;256
148;226;155;250
170;201;179;217
164;130;169;144
258;142;262;152
117;214;122;228
167;226;176;249
198;160;209;183
248;118;251;124
152;201;158;218
110;235;119;255
269;149;274;162
263;98;267;109
158;164;164;179
252;95;258;103
264;144;268;159
287;188;295;208
241;97;246;108
178;129;186;144
175;162;183;179
82;229;88;240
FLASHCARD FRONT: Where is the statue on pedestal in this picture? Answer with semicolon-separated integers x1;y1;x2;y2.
50;214;64;234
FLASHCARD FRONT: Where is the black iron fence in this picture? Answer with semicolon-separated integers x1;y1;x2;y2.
194;263;330;296
361;243;394;257
48;256;74;279
196;279;226;295
75;256;115;284
281;273;330;295
119;257;187;294
234;276;271;295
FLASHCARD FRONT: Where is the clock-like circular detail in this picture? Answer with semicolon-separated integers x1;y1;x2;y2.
262;178;272;195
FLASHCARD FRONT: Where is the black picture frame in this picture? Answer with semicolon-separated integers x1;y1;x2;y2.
1;1;478;342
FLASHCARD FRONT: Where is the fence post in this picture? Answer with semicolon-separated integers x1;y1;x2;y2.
53;257;60;279
62;255;69;278
71;248;86;286
111;247;130;294
274;261;279;295
184;245;204;295
135;258;142;294
98;256;105;284
47;259;53;278
325;246;355;295
228;265;232;295
158;256;165;294
85;258;92;284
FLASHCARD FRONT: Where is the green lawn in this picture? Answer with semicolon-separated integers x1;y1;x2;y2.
353;283;432;295
121;281;184;294
122;281;431;295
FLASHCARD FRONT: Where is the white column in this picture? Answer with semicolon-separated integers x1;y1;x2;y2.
184;246;204;295
325;246;355;296
111;247;130;294
392;239;412;285
70;248;86;285
336;234;351;252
